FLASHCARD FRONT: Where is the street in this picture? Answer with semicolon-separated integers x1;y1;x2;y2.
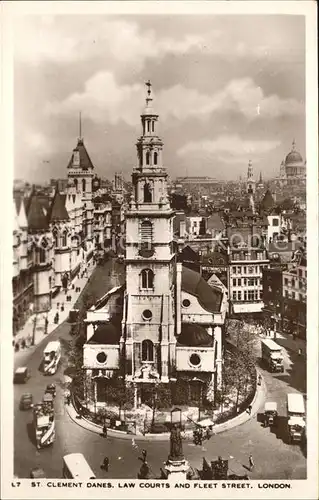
14;260;306;480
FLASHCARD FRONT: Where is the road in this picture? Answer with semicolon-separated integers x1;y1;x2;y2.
14;260;306;480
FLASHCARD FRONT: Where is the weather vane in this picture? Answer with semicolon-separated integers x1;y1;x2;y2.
145;80;152;97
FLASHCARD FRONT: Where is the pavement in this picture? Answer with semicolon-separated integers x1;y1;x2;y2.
13;259;95;367
65;370;267;441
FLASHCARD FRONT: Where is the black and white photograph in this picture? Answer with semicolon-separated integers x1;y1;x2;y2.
1;1;318;499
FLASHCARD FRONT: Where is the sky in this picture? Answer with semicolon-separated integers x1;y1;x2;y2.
14;13;306;183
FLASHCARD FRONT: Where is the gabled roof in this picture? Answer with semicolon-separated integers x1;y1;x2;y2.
181;266;223;313
48;188;69;222
27;191;49;231
67;138;94;170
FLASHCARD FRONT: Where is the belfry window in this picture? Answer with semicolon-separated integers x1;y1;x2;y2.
146;152;150;166
154;152;158;165
82;179;86;193
143;183;152;202
39;247;46;264
152;121;155;132
62;230;68;247
147;121;150;133
142;339;154;362
141;269;154;289
74;179;78;191
141;220;153;244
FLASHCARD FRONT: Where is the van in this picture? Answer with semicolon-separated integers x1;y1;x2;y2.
14;367;30;384
62;453;96;479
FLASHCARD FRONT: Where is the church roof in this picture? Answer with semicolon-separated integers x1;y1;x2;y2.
27;191;49;231
285;140;303;165
49;189;69;222
87;322;121;345
181;266;223;312
67;138;94;170
177;323;213;347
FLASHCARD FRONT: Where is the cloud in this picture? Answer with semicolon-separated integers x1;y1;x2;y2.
47;72;303;127
177;135;281;163
14;16;209;70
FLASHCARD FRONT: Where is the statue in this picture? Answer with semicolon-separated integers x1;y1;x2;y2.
168;424;184;462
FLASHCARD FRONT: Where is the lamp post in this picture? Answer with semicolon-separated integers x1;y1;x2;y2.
171;408;182;429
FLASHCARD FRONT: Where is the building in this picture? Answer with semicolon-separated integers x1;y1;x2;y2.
281;250;307;338
83;83;228;409
278;140;306;188
227;223;269;316
12;196;34;334
246;160;256;194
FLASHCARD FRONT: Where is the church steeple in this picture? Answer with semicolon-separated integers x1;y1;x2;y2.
246;160;256;194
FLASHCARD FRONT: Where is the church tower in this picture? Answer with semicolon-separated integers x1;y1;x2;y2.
123;81;176;400
67;114;95;254
246;159;256;194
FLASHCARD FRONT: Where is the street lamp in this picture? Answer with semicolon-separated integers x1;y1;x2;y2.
171;407;182;429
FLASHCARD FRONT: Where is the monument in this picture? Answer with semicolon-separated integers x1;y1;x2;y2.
165;425;190;480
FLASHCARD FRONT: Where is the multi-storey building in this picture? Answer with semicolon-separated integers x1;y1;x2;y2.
83;83;228;410
281;250;306;338
227;225;269;316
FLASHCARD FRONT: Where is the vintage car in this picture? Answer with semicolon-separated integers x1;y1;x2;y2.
19;393;33;411
264;401;278;427
45;383;57;398
14;367;30;384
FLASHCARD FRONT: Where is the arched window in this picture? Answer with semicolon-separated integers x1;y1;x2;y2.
143;183;152;202
142;339;154;362
74;178;78;191
146;151;150;166
147;121;150;133
141;269;154;289
152;121;155;133
62;230;68;247
82;179;86;193
141;220;153;244
154;152;158;165
39;247;46;263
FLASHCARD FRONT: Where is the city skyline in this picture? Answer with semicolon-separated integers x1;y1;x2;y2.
14;14;305;184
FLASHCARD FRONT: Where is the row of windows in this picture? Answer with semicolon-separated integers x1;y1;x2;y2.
232;265;264;275
145;151;158;166
232;277;260;287
72;178;87;192
284;277;306;290
233;290;262;301
231;251;266;261
284;290;306;301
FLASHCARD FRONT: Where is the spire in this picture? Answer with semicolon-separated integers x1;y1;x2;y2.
79;112;82;141
259;171;263;183
145;80;153;108
292;138;296;151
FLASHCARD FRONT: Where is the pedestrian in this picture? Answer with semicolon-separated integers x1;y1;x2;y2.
66;393;71;405
248;454;254;471
102;457;109;472
206;427;212;440
258;374;262;386
298;348;302;356
246;404;252;415
102;424;108;438
141;449;147;462
21;338;26;349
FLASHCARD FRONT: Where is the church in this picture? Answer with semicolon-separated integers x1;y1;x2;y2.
83;83;228;409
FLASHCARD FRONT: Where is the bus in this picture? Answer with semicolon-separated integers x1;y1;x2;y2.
43;341;61;375
62;453;96;479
